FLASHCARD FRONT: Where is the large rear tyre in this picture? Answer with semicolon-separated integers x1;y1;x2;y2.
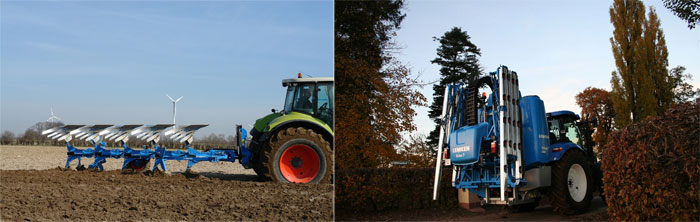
551;150;594;215
253;127;332;184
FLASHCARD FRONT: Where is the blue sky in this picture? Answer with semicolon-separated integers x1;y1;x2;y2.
1;1;333;137
395;0;699;138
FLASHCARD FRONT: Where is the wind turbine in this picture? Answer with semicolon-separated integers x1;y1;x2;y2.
47;107;61;122
166;94;183;124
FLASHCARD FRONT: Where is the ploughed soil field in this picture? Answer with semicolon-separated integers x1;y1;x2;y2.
0;146;333;221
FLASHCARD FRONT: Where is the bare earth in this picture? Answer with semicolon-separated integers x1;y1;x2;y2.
0;145;333;221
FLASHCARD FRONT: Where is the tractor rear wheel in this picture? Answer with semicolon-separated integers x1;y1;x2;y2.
254;127;332;184
550;150;593;215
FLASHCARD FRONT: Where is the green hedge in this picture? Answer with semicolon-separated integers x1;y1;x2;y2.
601;102;699;221
335;168;458;212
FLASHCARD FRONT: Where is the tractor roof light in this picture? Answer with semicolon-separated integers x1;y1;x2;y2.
298;73;302;78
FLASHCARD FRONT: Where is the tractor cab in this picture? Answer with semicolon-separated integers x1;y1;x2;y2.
281;76;334;127
248;74;334;184
546;111;583;147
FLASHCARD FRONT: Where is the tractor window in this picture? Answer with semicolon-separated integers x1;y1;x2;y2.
548;119;561;143
293;84;315;114
284;85;295;112
562;120;583;147
548;117;584;147
316;83;333;126
283;83;315;115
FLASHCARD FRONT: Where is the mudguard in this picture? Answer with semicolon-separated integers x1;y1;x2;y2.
549;142;585;162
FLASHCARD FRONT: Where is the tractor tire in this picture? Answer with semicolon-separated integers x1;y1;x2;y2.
254;127;332;184
252;157;267;180
466;76;494;126
550;149;594;215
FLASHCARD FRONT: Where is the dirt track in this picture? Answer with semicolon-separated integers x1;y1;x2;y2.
0;146;333;221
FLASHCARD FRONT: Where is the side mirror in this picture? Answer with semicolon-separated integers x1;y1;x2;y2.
271;109;276;113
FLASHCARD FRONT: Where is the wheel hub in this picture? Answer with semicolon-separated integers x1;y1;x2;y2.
279;144;321;183
291;156;303;168
567;163;587;202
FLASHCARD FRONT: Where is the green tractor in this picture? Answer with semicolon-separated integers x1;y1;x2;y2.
249;74;333;184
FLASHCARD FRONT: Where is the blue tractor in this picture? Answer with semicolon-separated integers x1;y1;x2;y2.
432;65;603;215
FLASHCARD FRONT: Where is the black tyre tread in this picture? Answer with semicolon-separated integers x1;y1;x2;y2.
255;127;332;184
252;156;268;180
550;150;594;215
252;140;272;181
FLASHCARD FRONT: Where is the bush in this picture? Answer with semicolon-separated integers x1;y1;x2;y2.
602;102;699;221
335;168;458;212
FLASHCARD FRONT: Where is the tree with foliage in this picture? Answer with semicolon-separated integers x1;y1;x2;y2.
669;66;700;103
662;0;700;29
397;133;433;168
427;27;482;150
575;87;615;156
335;0;426;168
609;0;673;128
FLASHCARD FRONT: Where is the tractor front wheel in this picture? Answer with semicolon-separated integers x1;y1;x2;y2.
550;150;594;215
255;127;332;184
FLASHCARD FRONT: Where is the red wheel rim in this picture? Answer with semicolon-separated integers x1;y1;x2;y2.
279;144;321;183
127;160;147;172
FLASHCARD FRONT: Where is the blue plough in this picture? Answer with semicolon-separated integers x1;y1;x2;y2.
42;124;253;172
